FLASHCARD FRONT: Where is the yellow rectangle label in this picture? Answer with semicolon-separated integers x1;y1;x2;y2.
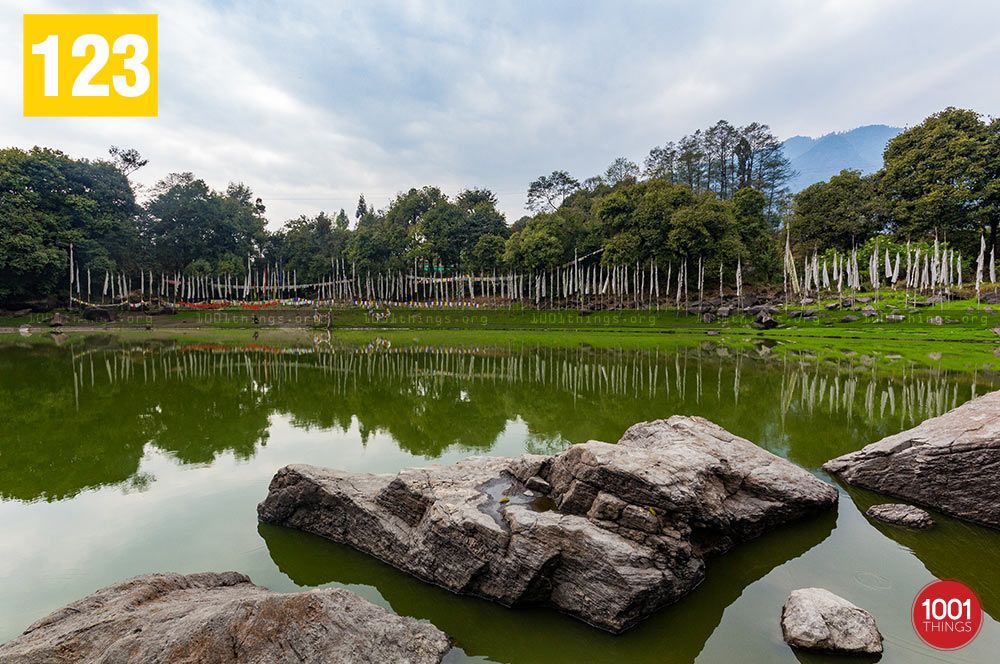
23;14;158;117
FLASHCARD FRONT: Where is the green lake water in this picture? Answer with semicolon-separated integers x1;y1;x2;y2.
1;334;999;663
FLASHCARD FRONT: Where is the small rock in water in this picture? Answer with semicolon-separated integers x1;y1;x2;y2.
781;588;883;654
48;312;65;327
866;503;934;529
706;330;720;336
840;315;859;323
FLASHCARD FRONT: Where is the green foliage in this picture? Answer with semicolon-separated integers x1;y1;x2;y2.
503;219;562;271
526;170;580;213
879;107;996;255
0;147;139;303
144;174;267;274
790;169;880;252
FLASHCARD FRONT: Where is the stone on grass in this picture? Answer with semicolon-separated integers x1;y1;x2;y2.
753;312;778;330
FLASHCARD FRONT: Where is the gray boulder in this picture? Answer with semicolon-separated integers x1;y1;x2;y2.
753;312;778;329
825;390;1000;529
48;312;65;327
0;572;451;664
928;315;944;325
866;503;934;529
781;588;883;654
259;416;837;633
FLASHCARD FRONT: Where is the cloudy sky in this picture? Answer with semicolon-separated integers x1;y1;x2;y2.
3;0;999;225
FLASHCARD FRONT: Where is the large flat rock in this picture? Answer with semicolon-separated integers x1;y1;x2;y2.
0;572;451;664
824;390;1000;529
258;416;837;632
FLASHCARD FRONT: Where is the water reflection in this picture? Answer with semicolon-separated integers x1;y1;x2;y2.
1;340;995;502
259;508;837;664
1;338;1000;663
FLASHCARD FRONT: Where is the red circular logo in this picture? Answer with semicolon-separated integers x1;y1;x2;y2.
912;579;983;650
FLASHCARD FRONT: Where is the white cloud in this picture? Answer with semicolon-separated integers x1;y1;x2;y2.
3;0;999;226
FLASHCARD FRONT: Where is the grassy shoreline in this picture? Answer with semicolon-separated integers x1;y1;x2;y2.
2;292;998;341
2;307;998;374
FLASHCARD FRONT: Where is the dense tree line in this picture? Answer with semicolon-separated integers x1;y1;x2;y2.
1;107;996;306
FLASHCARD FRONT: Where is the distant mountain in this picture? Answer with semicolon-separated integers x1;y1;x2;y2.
782;124;903;192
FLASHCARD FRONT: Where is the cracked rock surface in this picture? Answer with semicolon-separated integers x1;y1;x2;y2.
781;587;883;654
824;390;1000;529
866;503;935;529
258;416;837;632
0;572;451;664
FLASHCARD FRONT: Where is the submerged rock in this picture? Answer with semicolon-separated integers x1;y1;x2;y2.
0;572;451;664
866;503;934;529
825;390;1000;529
259;416;837;633
781;588;883;654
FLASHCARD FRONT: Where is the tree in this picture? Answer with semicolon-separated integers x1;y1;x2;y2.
108;146;148;177
0;147;139;304
732;187;779;281
504;222;562;271
603;157;640;187
643;142;678;182
791;170;880;252
526;170;579;212
144;174;267;273
668;195;734;259
469;234;506;272
355;194;369;220
880;107;994;255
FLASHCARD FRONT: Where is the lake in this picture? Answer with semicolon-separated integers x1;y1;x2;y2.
1;334;999;663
